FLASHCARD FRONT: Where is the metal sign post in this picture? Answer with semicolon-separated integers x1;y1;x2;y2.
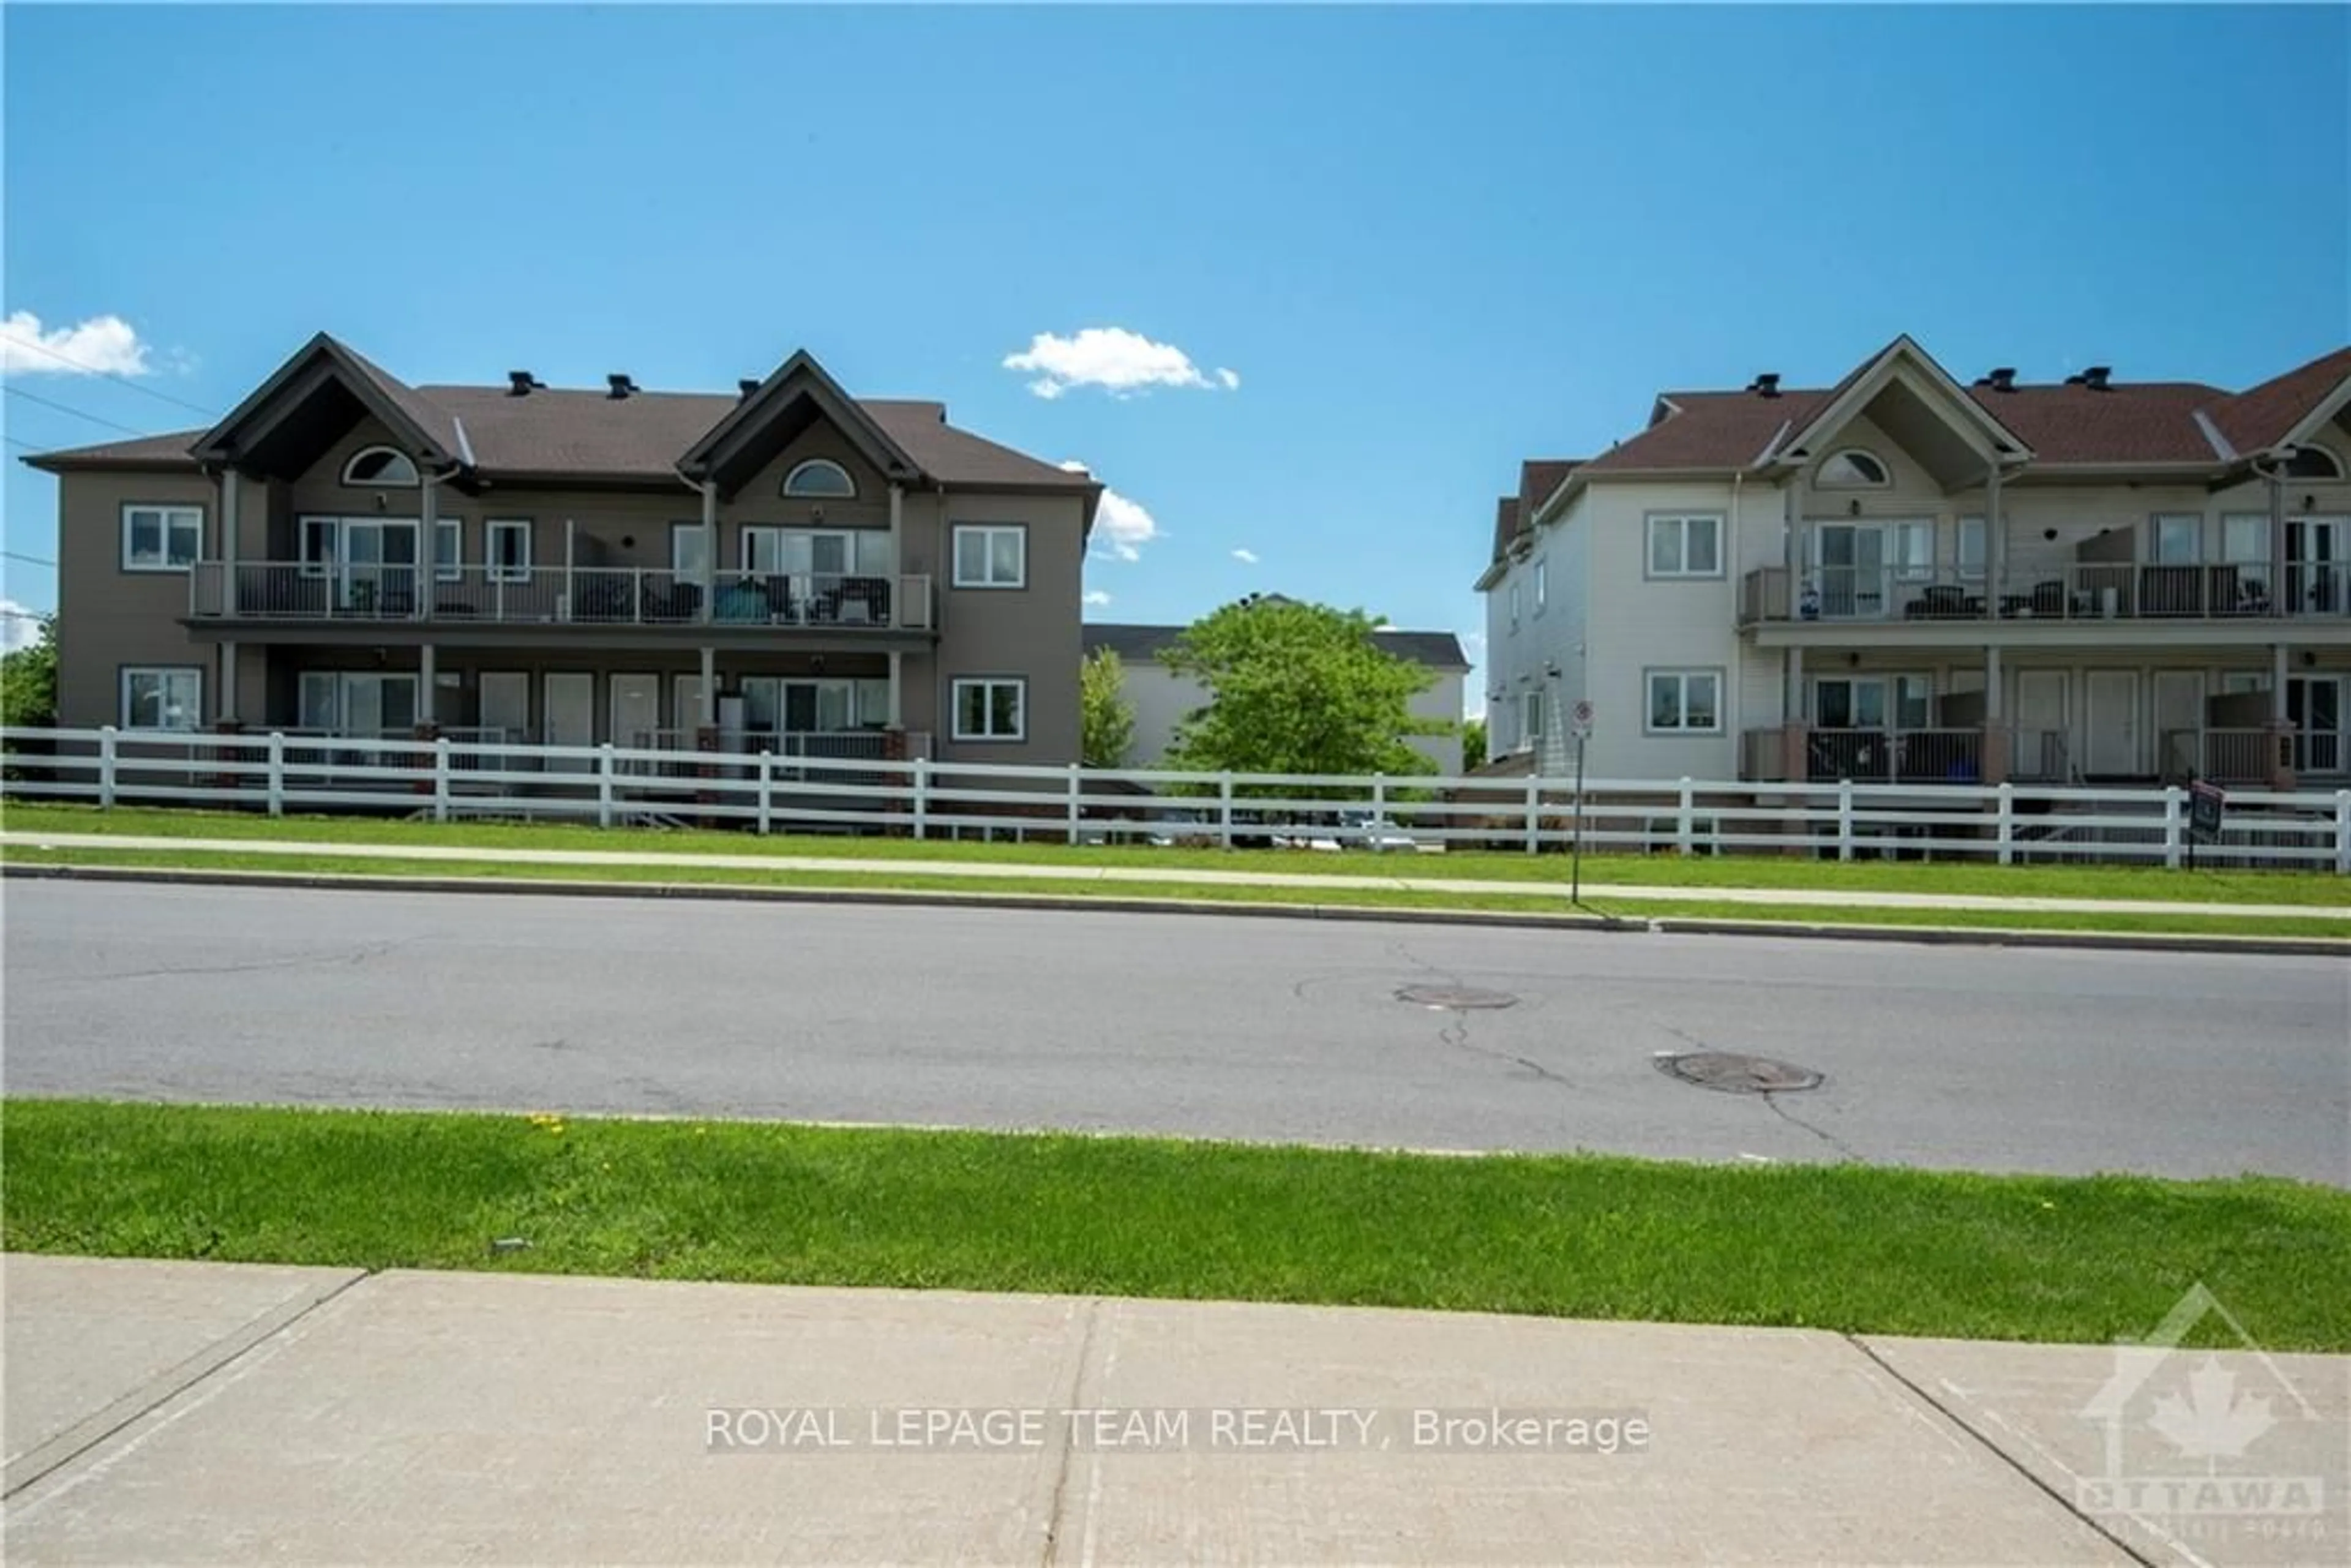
1569;701;1594;904
2188;776;2225;870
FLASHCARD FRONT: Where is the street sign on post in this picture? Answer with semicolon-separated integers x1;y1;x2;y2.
1569;705;1591;904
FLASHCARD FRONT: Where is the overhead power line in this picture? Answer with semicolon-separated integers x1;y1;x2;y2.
3;384;157;439
1;334;219;418
3;550;58;569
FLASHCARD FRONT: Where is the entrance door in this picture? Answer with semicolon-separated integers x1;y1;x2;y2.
673;673;708;738
609;671;661;755
2287;676;2343;775
340;520;419;617
2152;670;2205;779
479;672;530;771
2083;670;2141;776
2285;517;2347;615
2013;670;2068;782
543;672;594;771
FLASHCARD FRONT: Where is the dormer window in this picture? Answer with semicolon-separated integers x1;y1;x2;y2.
341;446;419;487
1817;448;1890;489
2283;445;2345;481
782;459;856;498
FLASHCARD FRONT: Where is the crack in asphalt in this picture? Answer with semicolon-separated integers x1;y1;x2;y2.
1632;1009;1865;1161
1389;939;1575;1088
58;937;421;987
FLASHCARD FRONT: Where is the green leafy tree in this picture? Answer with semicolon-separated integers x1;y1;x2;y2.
1;614;57;727
1460;718;1487;773
1079;647;1135;768
1160;597;1445;786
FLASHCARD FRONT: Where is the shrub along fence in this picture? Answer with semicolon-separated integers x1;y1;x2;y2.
5;726;2348;871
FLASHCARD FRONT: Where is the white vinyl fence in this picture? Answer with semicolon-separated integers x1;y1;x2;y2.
6;726;2349;872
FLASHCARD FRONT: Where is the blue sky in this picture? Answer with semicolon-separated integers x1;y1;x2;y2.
5;4;2346;694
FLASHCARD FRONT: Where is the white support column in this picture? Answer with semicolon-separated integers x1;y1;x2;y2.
1984;643;2003;721
1782;476;1802;576
887;649;904;728
1984;462;2006;604
700;482;718;602
700;646;717;727
2273;642;2290;721
1785;644;1806;721
2268;473;2287;614
888;482;904;576
219;640;239;723
417;474;438;623
220;469;241;615
418;642;437;727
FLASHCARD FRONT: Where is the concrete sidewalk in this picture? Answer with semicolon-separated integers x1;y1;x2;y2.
6;1256;2345;1566
7;831;2347;921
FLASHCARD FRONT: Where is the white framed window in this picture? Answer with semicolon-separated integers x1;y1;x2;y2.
1534;558;1548;612
1956;516;1987;580
1817;449;1891;488
120;666;202;730
1521;691;1544;740
742;526;854;577
1644;669;1722;734
1646;514;1723;579
2150;514;2203;565
435;519;462;582
2284;445;2345;481
121;505;203;572
341;446;420;487
487;520;532;582
672;522;710;581
1507;580;1520;627
952;525;1027;588
782;459;857;498
951;677;1027;741
299;670;419;735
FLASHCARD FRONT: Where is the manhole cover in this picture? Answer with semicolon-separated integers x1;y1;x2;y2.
1396;985;1518;1011
1655;1052;1822;1094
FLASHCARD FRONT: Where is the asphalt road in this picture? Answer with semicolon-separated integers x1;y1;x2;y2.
4;880;2346;1184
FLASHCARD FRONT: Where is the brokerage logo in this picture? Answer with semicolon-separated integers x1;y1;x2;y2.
2075;1283;2325;1535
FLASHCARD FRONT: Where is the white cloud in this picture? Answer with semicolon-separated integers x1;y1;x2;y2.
0;311;151;378
1097;489;1160;560
1005;327;1237;400
1082;590;1113;607
1;599;45;652
1231;547;1258;565
1063;459;1160;561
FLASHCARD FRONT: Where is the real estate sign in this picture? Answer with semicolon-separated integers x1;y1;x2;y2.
2188;779;2226;846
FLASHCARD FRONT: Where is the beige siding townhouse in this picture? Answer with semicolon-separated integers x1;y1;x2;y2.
28;334;1101;770
1480;336;2351;792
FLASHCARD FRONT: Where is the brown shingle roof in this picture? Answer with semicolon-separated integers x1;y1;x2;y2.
1518;458;1580;523
25;380;1092;491
1084;621;1468;671
1490;496;1521;563
1575;377;2246;473
2203;346;2351;457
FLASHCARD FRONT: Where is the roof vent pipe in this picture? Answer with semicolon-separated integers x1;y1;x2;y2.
1747;372;1781;397
507;370;542;397
1984;367;2017;392
2082;366;2112;391
607;373;638;400
738;378;760;401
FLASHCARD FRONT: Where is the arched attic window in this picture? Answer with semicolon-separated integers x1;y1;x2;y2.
341;446;420;487
782;459;857;498
1816;448;1891;488
2283;444;2345;481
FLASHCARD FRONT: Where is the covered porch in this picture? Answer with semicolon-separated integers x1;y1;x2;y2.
1739;642;2345;789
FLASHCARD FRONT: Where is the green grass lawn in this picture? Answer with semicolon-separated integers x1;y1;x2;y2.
7;1100;2347;1350
6;800;2349;906
7;844;2349;940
